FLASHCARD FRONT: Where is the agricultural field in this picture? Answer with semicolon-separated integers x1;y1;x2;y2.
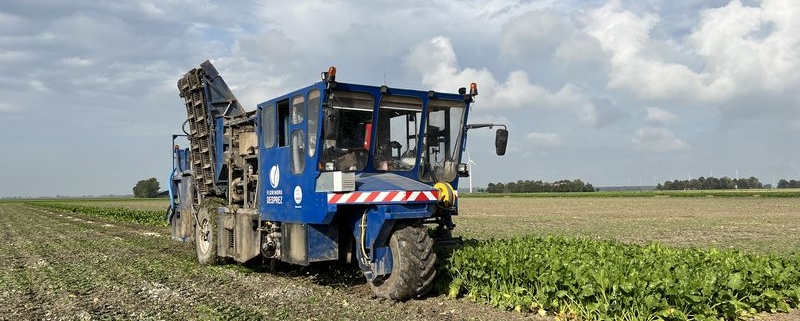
2;194;799;320
456;196;800;254
22;198;169;211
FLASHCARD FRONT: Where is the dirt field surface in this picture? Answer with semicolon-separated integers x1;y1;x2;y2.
457;197;800;254
0;203;546;321
3;196;800;320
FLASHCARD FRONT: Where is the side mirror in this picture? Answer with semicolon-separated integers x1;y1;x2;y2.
465;123;509;155
495;128;508;156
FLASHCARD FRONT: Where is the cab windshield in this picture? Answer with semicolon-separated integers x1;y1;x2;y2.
419;99;466;182
373;95;423;171
320;91;374;171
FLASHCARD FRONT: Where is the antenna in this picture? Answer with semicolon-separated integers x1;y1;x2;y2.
467;152;477;193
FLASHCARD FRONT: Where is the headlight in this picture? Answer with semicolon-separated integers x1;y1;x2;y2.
457;163;469;177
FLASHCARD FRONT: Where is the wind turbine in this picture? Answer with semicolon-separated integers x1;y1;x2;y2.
467;152;477;194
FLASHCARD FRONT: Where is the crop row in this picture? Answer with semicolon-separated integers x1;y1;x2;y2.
446;236;800;320
29;202;167;227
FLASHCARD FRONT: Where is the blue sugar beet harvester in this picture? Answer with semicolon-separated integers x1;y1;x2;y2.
167;61;508;300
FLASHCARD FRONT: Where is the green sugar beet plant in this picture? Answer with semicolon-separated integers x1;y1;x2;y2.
29;202;167;227
447;236;800;320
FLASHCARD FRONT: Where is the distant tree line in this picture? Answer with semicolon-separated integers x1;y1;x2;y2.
486;179;596;193
656;176;763;190
777;179;800;188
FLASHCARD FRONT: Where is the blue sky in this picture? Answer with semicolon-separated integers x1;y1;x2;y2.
1;0;799;196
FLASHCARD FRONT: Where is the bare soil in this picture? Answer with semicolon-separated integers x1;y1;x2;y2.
456;197;800;255
0;203;545;321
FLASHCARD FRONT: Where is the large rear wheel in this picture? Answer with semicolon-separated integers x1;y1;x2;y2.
195;207;220;265
369;222;437;300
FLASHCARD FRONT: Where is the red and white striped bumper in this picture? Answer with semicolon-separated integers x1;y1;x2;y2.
327;190;439;204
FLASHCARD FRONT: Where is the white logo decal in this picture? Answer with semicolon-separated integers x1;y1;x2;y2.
269;165;280;188
294;186;303;204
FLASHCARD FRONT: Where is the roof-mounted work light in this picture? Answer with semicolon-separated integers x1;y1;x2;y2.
321;66;337;82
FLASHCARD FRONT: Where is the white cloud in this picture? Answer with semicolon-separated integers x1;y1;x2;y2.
212;57;296;109
551;84;597;124
632;127;689;152
29;80;48;92
50;12;135;55
254;0;557;51
138;2;166;16
500;10;569;59
0;11;26;33
0;102;17;113
553;32;608;66
525;132;562;147
581;0;800;104
61;56;92;67
0;50;31;63
232;29;298;62
405;36;597;124
689;0;800;98
583;0;704;100
645;106;677;124
223;29;308;108
501;8;608;68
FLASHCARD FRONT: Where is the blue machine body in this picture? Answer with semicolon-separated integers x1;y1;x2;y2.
252;81;472;274
170;64;480;280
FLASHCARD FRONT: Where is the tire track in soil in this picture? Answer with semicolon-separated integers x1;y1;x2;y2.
7;205;348;319
0;204;65;320
3;204;548;321
3;204;142;320
1;205;293;319
2;205;214;319
11;205;253;319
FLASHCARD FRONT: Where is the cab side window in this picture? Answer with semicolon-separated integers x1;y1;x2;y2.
277;99;290;147
262;105;275;148
290;94;306;174
307;90;320;157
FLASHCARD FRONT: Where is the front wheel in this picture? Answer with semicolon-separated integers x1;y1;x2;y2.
195;207;220;265
369;223;437;300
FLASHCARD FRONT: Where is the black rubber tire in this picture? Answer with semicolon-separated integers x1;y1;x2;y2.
369;222;437;300
195;207;220;265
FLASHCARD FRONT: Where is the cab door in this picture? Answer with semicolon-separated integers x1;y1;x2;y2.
259;89;325;223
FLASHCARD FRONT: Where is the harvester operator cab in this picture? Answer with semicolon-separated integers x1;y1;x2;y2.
317;74;508;184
